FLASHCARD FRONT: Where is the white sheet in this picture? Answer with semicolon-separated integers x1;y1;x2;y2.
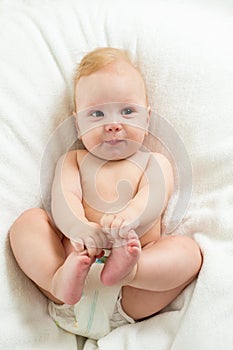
1;0;233;349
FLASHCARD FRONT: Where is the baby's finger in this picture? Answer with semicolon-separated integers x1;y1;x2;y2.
110;216;124;237
92;228;110;249
99;231;113;249
119;218;140;238
100;214;115;234
71;239;84;252
84;237;99;258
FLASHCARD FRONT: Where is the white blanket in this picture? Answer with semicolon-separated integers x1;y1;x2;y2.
1;0;233;349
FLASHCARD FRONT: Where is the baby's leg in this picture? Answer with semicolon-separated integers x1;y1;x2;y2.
121;280;193;321
127;235;202;291
101;230;141;286
9;208;91;305
50;250;91;304
120;235;202;320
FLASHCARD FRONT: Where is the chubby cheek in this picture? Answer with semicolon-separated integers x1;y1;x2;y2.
81;130;102;151
126;127;146;145
81;136;94;152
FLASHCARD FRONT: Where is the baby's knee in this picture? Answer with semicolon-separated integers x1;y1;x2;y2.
23;207;47;218
169;235;202;276
10;208;48;232
180;236;203;275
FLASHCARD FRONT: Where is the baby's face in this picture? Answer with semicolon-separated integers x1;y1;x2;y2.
74;61;150;160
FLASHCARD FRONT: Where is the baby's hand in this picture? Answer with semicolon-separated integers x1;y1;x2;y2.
100;210;140;239
71;221;112;259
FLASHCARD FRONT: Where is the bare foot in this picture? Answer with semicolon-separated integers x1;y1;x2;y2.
101;230;141;286
51;251;92;305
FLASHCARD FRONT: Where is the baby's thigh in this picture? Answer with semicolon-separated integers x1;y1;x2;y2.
139;218;161;248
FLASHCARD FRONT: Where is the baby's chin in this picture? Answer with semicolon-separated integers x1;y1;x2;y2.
88;140;141;160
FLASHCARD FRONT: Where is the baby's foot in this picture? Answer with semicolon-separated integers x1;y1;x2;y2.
101;230;141;286
51;251;92;305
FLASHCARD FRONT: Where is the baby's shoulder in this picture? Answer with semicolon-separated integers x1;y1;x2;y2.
64;149;87;159
56;149;87;168
150;152;170;164
76;149;88;165
150;152;174;198
151;152;173;179
150;152;171;168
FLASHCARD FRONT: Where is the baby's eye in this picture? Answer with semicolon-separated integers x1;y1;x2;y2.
90;110;104;117
121;107;135;116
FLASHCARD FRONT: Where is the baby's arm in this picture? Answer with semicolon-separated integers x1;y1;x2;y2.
101;153;174;238
51;151;109;256
132;153;174;235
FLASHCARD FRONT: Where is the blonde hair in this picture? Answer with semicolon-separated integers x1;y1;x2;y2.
73;47;147;111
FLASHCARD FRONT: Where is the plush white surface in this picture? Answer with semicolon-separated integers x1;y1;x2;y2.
1;0;233;349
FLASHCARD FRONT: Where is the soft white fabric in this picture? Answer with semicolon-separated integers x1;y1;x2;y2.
1;0;233;349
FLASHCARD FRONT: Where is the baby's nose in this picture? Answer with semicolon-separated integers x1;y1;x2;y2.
104;123;122;133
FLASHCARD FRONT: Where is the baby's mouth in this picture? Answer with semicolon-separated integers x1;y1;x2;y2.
105;139;124;145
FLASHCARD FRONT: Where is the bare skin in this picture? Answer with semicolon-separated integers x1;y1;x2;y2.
9;208;202;317
100;230;141;286
51;251;92;305
9;58;203;321
53;230;141;303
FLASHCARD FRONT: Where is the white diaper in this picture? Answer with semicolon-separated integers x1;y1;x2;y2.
48;262;135;340
110;291;135;330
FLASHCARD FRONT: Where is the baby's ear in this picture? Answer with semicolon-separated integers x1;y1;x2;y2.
73;112;81;139
144;106;151;136
72;111;77;129
147;105;151;117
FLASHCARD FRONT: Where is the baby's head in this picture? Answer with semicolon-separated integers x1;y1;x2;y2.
73;47;151;160
73;47;149;112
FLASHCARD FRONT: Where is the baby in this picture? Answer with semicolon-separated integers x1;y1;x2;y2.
10;48;202;333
